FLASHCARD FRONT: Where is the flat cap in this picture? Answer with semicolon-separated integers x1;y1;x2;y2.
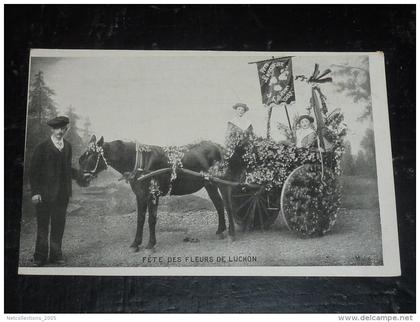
47;116;70;128
232;103;249;112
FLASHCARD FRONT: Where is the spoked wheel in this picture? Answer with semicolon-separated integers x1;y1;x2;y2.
231;186;279;230
280;163;341;237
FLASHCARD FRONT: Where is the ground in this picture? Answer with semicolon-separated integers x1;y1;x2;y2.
18;169;383;267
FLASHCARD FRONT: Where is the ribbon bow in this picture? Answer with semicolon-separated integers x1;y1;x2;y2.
295;63;333;84
308;63;332;84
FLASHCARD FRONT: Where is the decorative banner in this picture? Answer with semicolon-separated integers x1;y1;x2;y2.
256;57;296;105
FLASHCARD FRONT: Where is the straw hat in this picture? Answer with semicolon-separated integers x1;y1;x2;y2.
232;103;249;112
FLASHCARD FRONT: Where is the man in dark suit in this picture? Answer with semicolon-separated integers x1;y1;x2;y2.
29;116;82;266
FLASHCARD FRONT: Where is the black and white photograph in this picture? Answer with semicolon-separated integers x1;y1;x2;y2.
17;50;399;276
5;3;416;316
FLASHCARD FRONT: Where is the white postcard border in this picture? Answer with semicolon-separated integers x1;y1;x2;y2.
19;50;400;276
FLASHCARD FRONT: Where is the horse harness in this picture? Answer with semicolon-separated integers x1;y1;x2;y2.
122;141;147;182
87;144;109;176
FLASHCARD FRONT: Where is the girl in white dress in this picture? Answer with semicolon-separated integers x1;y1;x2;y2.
226;103;253;136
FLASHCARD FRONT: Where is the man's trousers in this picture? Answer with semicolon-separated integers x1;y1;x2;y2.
34;196;69;262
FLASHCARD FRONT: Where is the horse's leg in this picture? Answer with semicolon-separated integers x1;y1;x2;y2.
204;184;226;239
130;193;148;252
220;186;235;242
145;197;159;250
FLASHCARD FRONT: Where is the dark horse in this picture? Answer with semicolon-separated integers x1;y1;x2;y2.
78;135;236;252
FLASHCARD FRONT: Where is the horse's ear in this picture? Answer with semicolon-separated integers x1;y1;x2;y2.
89;135;97;144
97;136;104;147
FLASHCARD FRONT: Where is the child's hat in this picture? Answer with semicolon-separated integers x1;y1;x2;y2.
296;114;314;124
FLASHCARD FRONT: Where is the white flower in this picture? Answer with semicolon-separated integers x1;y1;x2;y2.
278;71;289;80
273;84;283;92
269;76;278;85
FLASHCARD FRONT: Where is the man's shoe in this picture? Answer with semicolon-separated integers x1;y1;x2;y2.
33;260;45;267
49;258;65;265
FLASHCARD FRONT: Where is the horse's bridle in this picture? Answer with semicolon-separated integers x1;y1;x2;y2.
85;145;109;176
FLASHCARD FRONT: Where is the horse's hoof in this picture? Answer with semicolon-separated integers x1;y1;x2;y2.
144;246;156;255
228;235;236;243
130;245;139;253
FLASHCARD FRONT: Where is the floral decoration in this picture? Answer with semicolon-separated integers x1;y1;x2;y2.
149;178;161;204
218;108;347;235
163;146;187;182
282;164;341;237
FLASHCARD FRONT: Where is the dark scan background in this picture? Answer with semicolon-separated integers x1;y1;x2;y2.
5;5;415;313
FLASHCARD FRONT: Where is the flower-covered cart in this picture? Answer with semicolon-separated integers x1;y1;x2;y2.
136;118;345;238
215;107;347;237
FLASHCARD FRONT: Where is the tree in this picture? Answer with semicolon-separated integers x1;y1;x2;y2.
353;129;377;178
360;128;377;177
28;71;57;124
81;117;92;145
341;140;355;175
65;106;84;165
25;71;58;178
332;57;372;122
354;150;367;176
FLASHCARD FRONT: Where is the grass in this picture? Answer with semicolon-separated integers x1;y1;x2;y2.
340;175;379;210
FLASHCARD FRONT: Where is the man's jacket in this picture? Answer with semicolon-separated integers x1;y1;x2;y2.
29;138;76;202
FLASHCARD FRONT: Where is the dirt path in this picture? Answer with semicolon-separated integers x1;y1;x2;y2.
19;182;383;267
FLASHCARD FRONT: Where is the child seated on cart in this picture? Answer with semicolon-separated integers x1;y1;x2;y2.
295;114;317;148
277;114;317;148
277;113;336;152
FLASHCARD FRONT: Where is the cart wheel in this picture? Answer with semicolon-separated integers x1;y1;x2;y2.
280;164;341;237
231;186;279;230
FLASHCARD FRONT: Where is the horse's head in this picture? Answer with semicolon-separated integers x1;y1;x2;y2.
78;135;108;185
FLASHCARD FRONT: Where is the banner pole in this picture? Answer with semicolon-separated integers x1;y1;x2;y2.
284;103;293;134
266;104;273;139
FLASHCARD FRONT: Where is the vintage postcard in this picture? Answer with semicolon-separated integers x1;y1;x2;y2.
18;50;400;276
